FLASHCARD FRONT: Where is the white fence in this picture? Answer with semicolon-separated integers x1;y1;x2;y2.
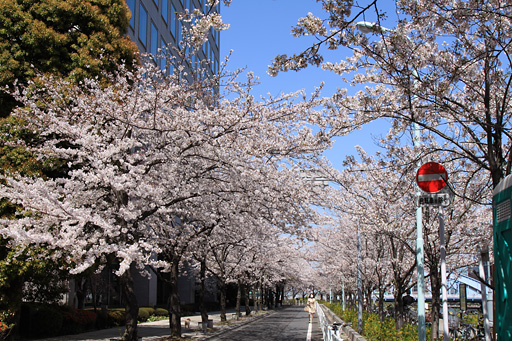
316;302;345;341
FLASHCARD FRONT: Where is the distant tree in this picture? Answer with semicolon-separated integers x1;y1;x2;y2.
0;0;138;117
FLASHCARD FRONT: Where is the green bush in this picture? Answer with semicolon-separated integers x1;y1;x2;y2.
107;309;125;327
364;313;398;340
31;306;63;337
95;310;109;329
61;309;97;334
154;308;168;316
399;323;420;341
138;307;155;322
324;303;433;341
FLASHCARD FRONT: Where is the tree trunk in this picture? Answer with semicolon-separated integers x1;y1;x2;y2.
393;287;405;330
260;282;264;309
266;289;270;309
366;287;372;312
236;279;242;320
252;284;258;312
120;268;139;341
169;257;182;338
430;267;442;340
277;284;283;306
75;277;87;309
199;259;208;324
219;280;227;321
378;289;385;322
10;278;24;340
244;283;251;315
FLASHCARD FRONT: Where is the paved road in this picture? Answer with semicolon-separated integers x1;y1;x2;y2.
202;306;323;341
37;306;323;341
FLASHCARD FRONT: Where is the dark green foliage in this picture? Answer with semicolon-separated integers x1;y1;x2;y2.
0;0;139;117
61;309;98;334
30;306;64;337
0;0;139;330
324;303;435;341
107;309;126;327
95;310;109;330
154;308;169;317
137;307;154;322
18;305;169;337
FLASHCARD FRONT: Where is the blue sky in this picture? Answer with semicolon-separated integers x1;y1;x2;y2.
219;0;388;169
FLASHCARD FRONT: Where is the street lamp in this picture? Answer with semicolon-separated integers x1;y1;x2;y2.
355;21;427;341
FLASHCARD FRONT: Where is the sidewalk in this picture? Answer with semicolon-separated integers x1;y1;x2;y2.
38;309;271;341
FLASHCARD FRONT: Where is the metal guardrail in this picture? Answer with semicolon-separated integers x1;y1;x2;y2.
316;302;346;341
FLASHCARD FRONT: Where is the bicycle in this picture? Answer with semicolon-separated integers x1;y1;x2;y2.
474;315;493;341
448;310;477;340
404;305;418;325
457;321;477;340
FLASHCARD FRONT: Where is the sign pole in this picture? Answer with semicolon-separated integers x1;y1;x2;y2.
357;227;363;334
416;204;426;340
439;206;449;341
478;246;492;341
416;161;451;341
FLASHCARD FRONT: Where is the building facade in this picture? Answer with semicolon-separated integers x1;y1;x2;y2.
125;0;220;76
124;0;221;308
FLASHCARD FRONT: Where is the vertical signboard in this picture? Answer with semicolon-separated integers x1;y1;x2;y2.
492;175;512;340
459;283;467;312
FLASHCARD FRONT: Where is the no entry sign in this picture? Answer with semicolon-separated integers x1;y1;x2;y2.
416;162;448;193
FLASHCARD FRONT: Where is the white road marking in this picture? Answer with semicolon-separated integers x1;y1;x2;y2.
307;320;312;341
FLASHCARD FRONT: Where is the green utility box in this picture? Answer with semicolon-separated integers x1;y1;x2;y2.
493;175;512;340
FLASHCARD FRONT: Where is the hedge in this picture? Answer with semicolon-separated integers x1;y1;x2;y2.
16;304;169;337
324;303;433;341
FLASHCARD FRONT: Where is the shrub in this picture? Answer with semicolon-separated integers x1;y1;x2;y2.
138;307;155;322
31;306;63;337
398;323;419;341
62;309;97;333
95;310;109;330
154;308;168;316
107;309;125;327
325;303;432;341
364;313;398;340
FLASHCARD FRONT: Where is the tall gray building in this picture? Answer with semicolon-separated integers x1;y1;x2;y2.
124;0;221;308
126;0;220;76
62;1;221;311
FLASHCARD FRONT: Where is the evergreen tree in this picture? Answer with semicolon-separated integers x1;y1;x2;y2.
0;0;138;333
0;0;138;117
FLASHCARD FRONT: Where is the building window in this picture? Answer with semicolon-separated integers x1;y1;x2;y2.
170;3;176;39
151;22;158;60
203;40;208;59
139;4;148;47
127;0;135;28
160;37;167;72
162;0;168;24
178;20;182;45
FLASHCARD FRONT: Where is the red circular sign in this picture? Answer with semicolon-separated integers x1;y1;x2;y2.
416;162;448;193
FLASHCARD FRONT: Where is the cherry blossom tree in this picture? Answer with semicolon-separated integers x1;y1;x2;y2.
268;1;504;336
0;35;337;341
312;139;491;332
271;0;512;190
